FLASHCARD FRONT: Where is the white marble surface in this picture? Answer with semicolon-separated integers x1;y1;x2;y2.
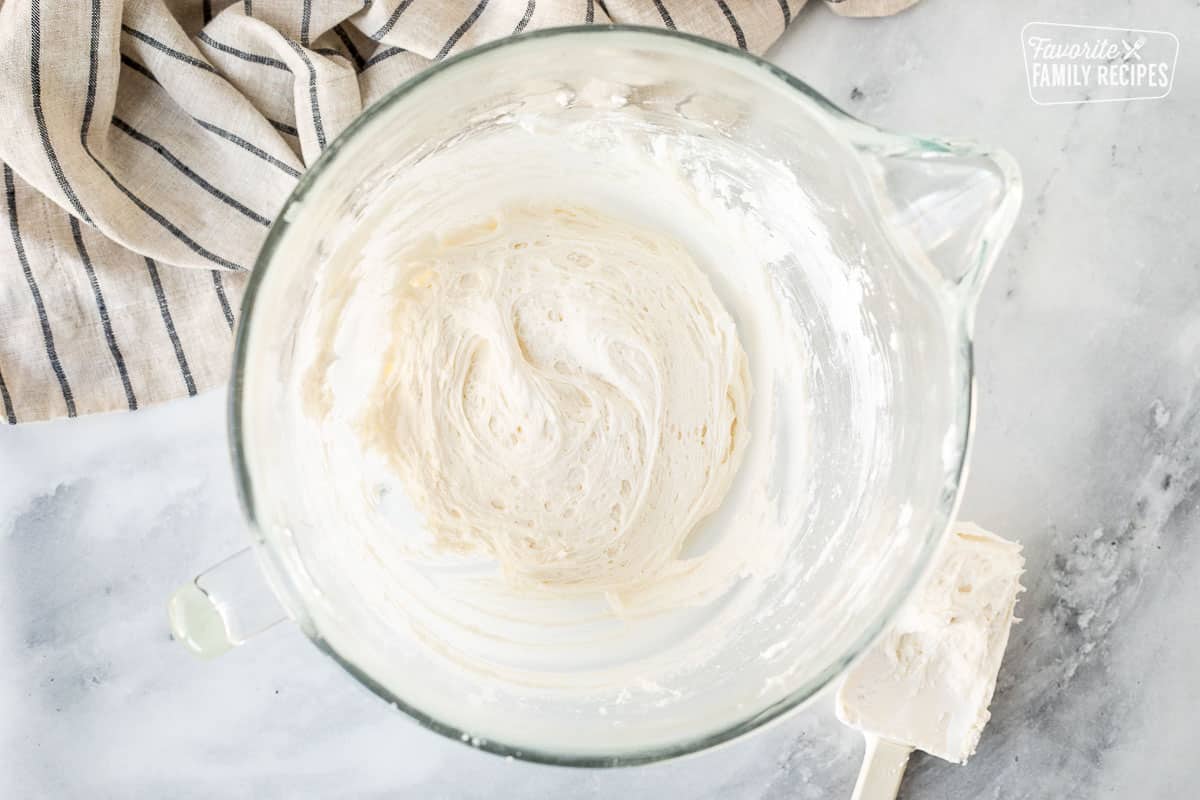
3;2;1198;797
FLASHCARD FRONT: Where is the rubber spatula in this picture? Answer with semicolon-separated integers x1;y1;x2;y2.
835;523;1024;799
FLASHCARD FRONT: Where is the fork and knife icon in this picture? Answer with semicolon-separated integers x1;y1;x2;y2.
1121;36;1146;61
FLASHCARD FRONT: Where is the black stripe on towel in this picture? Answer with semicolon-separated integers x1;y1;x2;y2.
75;1;137;411
212;270;236;330
268;118;299;137
82;0;102;143
4;164;76;416
369;0;416;41
0;362;16;424
145;258;197;396
713;0;747;50
121;25;220;74
90;9;246;275
86;155;246;270
196;31;290;71
193;120;302;178
285;40;327;150
120;53;160;84
651;0;676;29
30;0;93;224
513;0;534;34
300;0;312;46
586;0;595;24
333;25;367;70
71;217;138;410
777;0;791;26
363;46;405;68
111;117;271;226
437;0;490;60
118;58;302;180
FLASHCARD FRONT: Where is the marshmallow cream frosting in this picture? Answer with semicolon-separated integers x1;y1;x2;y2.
247;70;916;716
230;40;990;757
836;523;1025;763
303;203;752;606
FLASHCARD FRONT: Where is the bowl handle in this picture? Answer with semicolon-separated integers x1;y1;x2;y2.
167;547;287;658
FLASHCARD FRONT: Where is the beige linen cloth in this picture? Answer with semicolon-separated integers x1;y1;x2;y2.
0;0;914;424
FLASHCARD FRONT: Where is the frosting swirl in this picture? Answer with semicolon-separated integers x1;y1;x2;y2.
338;204;751;602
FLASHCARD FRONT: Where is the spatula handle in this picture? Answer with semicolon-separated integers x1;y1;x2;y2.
850;734;913;800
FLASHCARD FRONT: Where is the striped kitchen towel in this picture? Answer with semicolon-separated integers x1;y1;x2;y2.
0;0;916;424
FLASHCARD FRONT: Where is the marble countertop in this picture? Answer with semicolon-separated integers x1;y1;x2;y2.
3;2;1197;797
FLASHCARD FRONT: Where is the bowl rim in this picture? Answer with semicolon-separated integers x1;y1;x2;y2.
228;23;975;768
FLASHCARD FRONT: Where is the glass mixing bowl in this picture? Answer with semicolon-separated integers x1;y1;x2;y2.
168;26;1020;766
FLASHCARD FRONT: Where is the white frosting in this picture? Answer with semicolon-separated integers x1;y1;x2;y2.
303;203;751;608
255;69;925;721
236;38;977;756
279;113;819;687
836;522;1025;763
